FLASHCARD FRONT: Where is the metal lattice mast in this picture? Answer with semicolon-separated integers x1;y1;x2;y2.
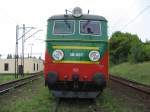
15;25;19;78
15;24;42;78
22;24;25;77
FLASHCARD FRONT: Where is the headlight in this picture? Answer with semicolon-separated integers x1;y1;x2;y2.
89;51;100;62
72;7;82;17
52;50;64;61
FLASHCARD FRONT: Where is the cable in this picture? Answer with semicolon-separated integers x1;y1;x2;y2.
112;0;137;28
0;8;18;24
120;5;150;30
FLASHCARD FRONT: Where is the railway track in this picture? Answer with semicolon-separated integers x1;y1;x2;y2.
53;98;99;112
0;73;40;94
52;75;150;112
110;75;150;95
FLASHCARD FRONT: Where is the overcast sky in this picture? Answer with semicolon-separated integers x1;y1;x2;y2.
0;0;150;59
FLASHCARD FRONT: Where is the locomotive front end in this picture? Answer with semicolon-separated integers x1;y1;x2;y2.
44;7;108;98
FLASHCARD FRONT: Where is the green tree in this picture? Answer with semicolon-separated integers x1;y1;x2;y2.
143;42;150;61
109;31;142;64
128;43;145;63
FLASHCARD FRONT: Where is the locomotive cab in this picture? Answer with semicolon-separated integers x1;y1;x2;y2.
44;7;108;98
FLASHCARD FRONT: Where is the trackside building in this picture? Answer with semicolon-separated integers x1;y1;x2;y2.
0;58;43;74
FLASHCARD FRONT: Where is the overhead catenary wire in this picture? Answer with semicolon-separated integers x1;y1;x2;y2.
120;5;150;30
111;0;137;28
0;8;18;24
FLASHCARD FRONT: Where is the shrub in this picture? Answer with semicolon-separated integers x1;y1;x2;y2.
128;44;145;63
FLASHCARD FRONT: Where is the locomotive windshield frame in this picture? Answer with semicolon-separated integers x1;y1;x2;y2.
53;20;75;35
79;20;101;36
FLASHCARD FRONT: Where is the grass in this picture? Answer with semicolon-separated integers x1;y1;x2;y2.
8;88;54;112
0;75;16;84
0;74;35;84
0;76;147;112
0;77;55;112
98;88;145;112
98;89;123;112
109;61;150;85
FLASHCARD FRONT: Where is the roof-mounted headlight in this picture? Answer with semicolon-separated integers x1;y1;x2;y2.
72;7;82;17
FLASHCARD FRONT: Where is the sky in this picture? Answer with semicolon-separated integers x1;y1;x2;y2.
0;0;150;59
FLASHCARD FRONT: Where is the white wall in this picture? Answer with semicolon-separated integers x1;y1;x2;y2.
0;58;43;74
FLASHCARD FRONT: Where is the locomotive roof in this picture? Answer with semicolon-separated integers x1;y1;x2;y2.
48;14;107;21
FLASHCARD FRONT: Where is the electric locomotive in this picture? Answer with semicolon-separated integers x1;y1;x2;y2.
44;7;109;98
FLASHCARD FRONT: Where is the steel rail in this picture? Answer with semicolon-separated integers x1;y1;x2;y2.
53;98;99;112
53;98;60;112
110;75;150;95
0;73;40;94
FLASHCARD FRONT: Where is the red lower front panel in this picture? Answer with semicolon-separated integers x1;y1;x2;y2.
44;50;109;81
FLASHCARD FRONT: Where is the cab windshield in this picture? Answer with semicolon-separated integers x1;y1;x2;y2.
80;20;101;35
53;20;74;34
